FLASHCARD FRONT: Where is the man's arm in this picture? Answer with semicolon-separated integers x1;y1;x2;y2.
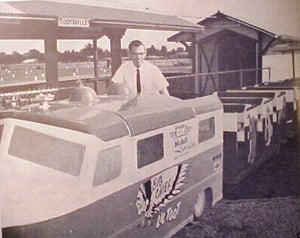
156;66;170;96
107;64;128;95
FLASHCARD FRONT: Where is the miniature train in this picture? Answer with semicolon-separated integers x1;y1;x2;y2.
0;79;298;237
171;79;298;184
0;87;223;238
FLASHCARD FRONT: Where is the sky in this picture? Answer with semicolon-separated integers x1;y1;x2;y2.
0;0;299;53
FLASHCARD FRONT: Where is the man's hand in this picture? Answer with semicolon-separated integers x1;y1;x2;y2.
159;88;170;96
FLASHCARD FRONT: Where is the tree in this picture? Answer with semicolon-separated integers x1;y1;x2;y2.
176;47;184;53
147;45;157;56
24;49;44;61
59;50;81;62
0;52;7;64
97;48;111;59
167;48;177;58
102;49;111;58
79;43;94;60
160;46;168;57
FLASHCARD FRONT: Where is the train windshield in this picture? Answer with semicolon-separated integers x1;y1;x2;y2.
8;126;85;176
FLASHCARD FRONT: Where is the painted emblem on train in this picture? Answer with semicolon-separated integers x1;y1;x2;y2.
170;124;194;159
136;164;189;228
264;113;273;147
248;116;257;164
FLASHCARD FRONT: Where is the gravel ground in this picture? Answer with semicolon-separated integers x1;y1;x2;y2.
174;196;300;238
172;137;300;238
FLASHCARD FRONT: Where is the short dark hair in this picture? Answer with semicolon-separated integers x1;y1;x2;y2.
128;40;144;51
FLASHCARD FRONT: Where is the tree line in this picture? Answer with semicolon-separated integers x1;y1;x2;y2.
0;44;188;65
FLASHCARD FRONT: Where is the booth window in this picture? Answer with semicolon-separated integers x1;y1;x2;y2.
198;117;215;143
8;126;85;176
137;134;164;168
93;146;121;187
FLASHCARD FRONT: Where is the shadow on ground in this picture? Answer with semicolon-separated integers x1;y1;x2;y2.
223;137;300;200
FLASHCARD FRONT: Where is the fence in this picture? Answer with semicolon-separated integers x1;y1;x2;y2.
166;67;271;99
0;64;271;97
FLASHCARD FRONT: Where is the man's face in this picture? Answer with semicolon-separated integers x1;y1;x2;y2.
129;45;146;68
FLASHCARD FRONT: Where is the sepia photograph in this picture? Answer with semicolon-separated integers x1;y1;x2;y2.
0;0;299;237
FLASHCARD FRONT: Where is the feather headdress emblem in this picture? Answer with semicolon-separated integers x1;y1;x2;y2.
136;164;189;219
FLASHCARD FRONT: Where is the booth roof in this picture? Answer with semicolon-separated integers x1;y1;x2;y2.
168;10;276;43
0;0;203;32
266;35;300;55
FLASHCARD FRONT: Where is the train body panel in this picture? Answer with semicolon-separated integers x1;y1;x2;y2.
249;84;299;137
228;86;298;138
220;96;279;183
0;92;223;238
222;103;259;183
218;82;300;184
2;145;222;238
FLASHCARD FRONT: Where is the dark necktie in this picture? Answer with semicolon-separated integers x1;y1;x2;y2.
136;69;141;94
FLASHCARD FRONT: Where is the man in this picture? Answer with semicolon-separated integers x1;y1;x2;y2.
110;40;170;96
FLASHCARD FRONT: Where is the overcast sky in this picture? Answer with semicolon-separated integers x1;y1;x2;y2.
0;0;299;53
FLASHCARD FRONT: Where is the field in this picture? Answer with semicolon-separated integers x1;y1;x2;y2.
0;58;192;86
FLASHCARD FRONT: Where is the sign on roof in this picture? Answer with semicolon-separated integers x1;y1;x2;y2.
58;17;90;28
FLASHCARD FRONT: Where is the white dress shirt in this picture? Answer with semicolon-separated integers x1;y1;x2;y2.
111;61;169;95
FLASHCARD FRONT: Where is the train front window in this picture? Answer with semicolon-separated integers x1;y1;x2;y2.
8;126;85;176
93;146;122;187
198;117;215;143
137;134;164;168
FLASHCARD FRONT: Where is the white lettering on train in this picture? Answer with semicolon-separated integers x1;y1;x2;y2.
156;202;181;229
175;136;187;148
170;124;194;158
152;175;173;200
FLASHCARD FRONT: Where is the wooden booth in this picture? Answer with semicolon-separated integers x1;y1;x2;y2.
168;11;277;96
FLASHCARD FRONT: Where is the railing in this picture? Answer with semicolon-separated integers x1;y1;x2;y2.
166;67;271;98
195;67;271;86
0;65;271;97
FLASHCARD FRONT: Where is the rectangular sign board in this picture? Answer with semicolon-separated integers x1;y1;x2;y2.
58;17;90;28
